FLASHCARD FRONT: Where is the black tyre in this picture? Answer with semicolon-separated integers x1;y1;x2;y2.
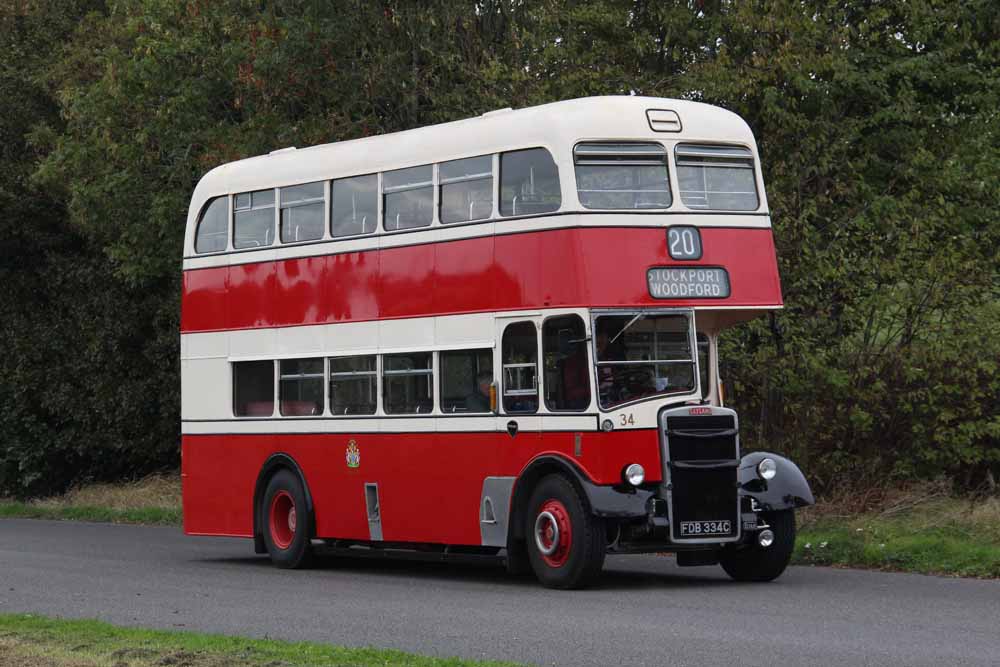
525;474;606;589
261;469;314;569
719;509;795;582
505;538;532;577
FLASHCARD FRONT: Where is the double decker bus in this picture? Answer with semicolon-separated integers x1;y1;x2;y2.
181;96;813;588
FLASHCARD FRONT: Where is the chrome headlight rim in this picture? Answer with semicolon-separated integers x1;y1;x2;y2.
624;463;645;486
757;457;777;481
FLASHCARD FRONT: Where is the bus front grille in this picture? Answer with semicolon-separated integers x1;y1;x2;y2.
661;409;740;543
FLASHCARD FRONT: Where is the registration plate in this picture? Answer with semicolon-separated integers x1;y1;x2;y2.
679;520;732;536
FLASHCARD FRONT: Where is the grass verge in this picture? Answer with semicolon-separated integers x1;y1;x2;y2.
792;491;1000;578
0;613;520;667
0;475;180;525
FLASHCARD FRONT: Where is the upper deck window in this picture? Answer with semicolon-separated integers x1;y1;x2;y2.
675;144;758;211
383;165;433;231
499;148;560;217
439;155;493;224
574;143;671;209
194;197;228;253
331;174;377;238
234;189;275;249
279;181;324;243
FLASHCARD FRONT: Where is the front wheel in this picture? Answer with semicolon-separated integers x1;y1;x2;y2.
719;509;795;582
261;469;314;569
525;475;605;589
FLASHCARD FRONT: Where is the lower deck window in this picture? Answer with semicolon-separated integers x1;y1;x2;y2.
329;355;377;415
383;352;433;414
279;358;324;416
441;349;493;413
233;360;274;417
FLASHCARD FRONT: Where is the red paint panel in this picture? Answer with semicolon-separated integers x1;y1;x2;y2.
227;261;276;329
182;428;662;545
378;243;435;318
327;251;380;322
181;226;783;333
273;256;327;326
492;231;542;310
433;236;494;314
537;229;588;307
181;267;227;332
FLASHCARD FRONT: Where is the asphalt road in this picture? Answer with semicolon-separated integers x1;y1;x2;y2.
1;519;998;666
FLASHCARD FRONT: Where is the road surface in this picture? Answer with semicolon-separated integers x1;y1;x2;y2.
1;519;998;666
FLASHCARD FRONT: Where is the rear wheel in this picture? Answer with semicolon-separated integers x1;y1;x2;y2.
719;509;795;582
262;469;314;569
525;475;605;589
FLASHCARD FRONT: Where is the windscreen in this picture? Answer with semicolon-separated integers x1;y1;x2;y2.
594;313;696;409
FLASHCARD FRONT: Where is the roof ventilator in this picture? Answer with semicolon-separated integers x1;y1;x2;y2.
646;109;682;133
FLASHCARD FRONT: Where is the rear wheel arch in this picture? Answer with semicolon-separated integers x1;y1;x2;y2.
253;454;315;554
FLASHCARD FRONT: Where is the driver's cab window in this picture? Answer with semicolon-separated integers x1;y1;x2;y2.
502;322;538;413
543;315;590;411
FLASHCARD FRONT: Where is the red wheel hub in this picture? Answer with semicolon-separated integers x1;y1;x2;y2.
534;499;572;568
269;490;296;550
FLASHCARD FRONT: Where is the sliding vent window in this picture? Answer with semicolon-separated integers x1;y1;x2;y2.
329;355;376;415
383;165;433;231
234;189;275;249
279;358;324;416
499;148;561;216
195;197;228;253
280;182;324;243
440;155;493;223
383;352;433;414
331;174;377;238
574;143;671;209
233;360;274;417
675;144;758;211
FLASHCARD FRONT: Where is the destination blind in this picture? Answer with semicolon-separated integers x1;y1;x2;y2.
647;267;731;299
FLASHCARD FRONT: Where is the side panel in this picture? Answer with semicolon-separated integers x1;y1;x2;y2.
181;226;782;333
181;427;662;545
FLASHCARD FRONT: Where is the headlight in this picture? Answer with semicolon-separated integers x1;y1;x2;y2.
624;463;645;486
757;457;777;481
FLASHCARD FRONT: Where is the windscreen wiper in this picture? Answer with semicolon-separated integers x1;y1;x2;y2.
608;313;645;346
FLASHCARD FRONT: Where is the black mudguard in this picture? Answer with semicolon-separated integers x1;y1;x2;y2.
580;478;655;518
738;451;814;511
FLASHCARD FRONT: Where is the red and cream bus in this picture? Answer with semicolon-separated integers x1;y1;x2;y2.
181;96;813;588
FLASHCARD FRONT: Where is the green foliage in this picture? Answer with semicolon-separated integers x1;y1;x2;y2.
0;0;997;496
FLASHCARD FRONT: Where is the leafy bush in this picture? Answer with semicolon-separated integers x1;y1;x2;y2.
1;1;997;496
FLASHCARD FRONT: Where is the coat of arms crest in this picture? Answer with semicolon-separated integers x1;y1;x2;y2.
345;440;360;468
